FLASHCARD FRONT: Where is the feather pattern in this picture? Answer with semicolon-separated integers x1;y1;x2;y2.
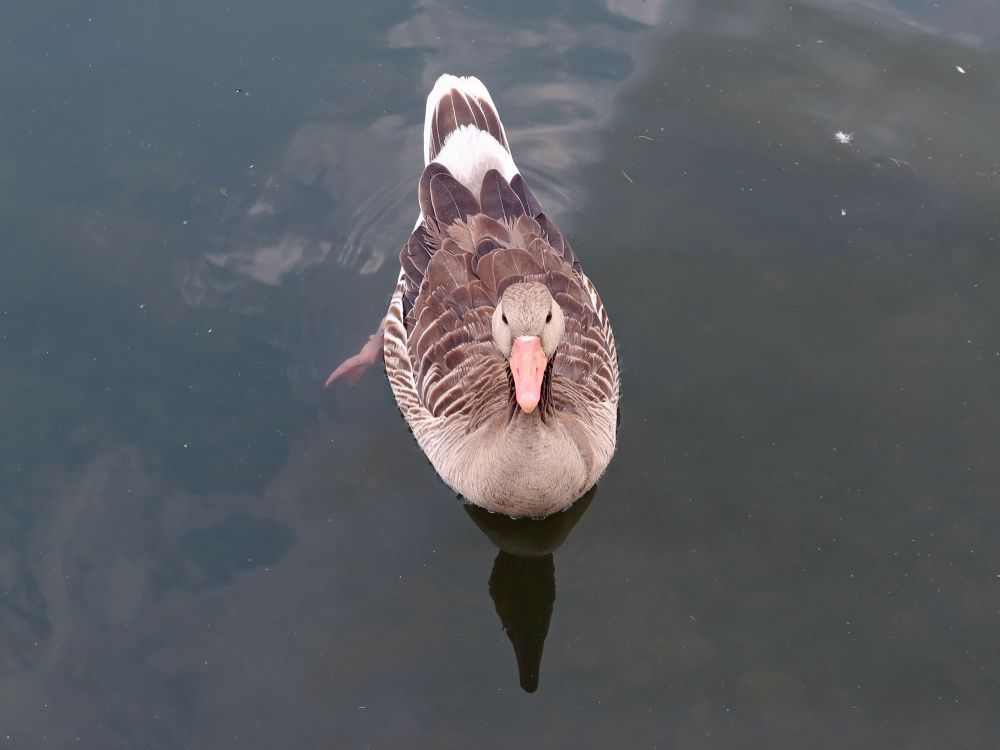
425;76;510;163
383;75;619;517
480;168;526;225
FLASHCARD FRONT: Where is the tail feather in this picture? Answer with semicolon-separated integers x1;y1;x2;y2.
424;74;510;165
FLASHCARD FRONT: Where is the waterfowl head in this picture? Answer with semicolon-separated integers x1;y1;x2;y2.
491;282;565;414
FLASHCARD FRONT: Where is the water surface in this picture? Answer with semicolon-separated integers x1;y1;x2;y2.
2;0;1000;747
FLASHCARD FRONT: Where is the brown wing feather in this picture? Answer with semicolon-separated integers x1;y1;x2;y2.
480;168;526;224
418;162;451;225
536;213;580;272
400;225;436;317
509;173;543;216
401;160;614;428
429;173;480;227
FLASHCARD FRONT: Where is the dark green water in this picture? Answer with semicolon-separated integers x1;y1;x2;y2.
3;0;1000;747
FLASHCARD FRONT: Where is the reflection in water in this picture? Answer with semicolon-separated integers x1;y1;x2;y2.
488;553;554;694
465;492;593;692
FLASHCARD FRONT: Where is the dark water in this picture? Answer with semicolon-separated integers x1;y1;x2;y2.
3;0;1000;747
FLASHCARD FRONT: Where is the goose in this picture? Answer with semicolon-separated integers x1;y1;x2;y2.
327;74;620;518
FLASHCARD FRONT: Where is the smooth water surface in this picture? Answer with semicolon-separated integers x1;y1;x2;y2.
3;0;1000;747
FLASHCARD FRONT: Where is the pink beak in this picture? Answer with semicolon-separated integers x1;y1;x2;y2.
509;336;547;413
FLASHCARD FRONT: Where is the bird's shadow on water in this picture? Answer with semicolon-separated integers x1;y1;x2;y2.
463;489;594;693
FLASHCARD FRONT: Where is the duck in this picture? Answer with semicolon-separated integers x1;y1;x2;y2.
327;74;620;518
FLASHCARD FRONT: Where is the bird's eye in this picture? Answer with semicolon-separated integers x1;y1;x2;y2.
545;310;552;323
501;312;508;325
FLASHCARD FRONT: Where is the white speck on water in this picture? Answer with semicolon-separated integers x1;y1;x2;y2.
956;65;966;74
183;443;189;448
841;209;847;216
182;219;188;225
834;130;854;145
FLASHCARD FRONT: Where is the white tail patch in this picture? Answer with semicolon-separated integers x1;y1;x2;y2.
433;125;519;197
424;74;508;163
422;74;519;196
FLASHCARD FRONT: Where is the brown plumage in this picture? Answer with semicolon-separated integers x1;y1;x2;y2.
378;75;619;517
